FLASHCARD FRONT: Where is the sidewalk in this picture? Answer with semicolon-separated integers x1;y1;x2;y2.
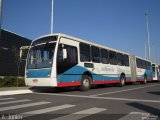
0;87;33;96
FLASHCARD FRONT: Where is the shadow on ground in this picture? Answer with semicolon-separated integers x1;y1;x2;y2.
147;91;160;96
29;84;115;93
127;102;160;116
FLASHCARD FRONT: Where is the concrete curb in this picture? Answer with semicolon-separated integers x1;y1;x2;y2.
0;89;33;96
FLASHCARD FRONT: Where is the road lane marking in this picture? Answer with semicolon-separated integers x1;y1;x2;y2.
73;107;106;114
0;101;50;112
90;84;160;97
0;98;15;101
22;104;76;118
97;97;160;103
0;99;31;105
34;93;160;103
0;90;33;96
51;107;106;120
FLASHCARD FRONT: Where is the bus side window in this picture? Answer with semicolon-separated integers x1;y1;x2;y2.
142;60;147;69
142;60;145;69
117;53;123;66
136;58;140;68
91;46;100;63
139;59;143;68
101;49;109;64
80;43;91;62
152;64;155;72
109;51;117;65
123;55;129;66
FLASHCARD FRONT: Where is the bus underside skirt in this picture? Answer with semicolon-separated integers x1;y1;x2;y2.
57;81;81;87
92;80;119;85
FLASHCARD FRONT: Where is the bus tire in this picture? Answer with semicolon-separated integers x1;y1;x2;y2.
79;75;92;91
119;75;125;87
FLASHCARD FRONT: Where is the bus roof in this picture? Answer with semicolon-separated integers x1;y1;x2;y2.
36;33;130;55
135;56;151;62
35;33;152;61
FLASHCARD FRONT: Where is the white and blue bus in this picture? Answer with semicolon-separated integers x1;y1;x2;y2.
23;34;153;91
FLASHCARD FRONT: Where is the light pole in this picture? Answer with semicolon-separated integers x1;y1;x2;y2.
51;0;54;34
0;0;2;38
153;47;155;63
144;43;147;59
144;11;151;60
152;43;155;63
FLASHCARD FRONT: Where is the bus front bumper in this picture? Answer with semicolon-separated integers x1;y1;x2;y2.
25;78;57;87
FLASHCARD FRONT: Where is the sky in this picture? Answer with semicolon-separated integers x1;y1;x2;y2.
1;0;160;64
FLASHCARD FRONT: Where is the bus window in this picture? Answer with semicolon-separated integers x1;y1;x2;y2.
146;61;151;70
57;44;78;74
136;58;141;68
109;51;117;65
142;60;146;69
80;43;91;62
117;53;123;66
152;64;155;72
123;55;129;66
101;49;109;64
91;46;100;63
27;43;55;69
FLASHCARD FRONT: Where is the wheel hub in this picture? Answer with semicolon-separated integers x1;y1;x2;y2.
83;79;90;88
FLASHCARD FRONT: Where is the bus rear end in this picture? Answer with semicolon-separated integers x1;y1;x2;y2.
152;63;160;81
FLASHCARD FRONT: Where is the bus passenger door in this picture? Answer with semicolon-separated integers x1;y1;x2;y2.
56;37;79;83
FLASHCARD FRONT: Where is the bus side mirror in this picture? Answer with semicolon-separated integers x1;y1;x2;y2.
20;46;30;60
62;48;67;60
20;50;22;59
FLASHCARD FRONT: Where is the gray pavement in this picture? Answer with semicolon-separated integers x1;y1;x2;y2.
0;87;32;96
0;82;160;120
0;87;30;91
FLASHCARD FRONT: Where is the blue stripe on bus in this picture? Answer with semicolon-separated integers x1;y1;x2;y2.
58;74;121;83
63;65;88;74
26;68;52;78
26;65;152;83
57;65;132;83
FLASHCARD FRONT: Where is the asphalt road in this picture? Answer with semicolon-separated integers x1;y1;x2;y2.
0;82;160;120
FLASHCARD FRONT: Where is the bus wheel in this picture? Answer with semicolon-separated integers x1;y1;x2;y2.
80;75;92;91
119;75;125;87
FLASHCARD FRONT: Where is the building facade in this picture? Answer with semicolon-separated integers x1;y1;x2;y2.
0;29;31;76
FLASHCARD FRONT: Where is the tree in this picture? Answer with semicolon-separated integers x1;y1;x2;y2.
11;46;21;87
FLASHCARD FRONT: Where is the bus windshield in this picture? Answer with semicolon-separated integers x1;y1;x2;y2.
27;36;57;69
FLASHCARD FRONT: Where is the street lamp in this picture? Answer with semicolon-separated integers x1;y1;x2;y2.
144;43;147;59
144;11;151;60
51;0;54;34
0;0;3;38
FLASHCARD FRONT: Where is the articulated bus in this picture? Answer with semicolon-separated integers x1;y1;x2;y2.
24;34;153;91
152;63;160;81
